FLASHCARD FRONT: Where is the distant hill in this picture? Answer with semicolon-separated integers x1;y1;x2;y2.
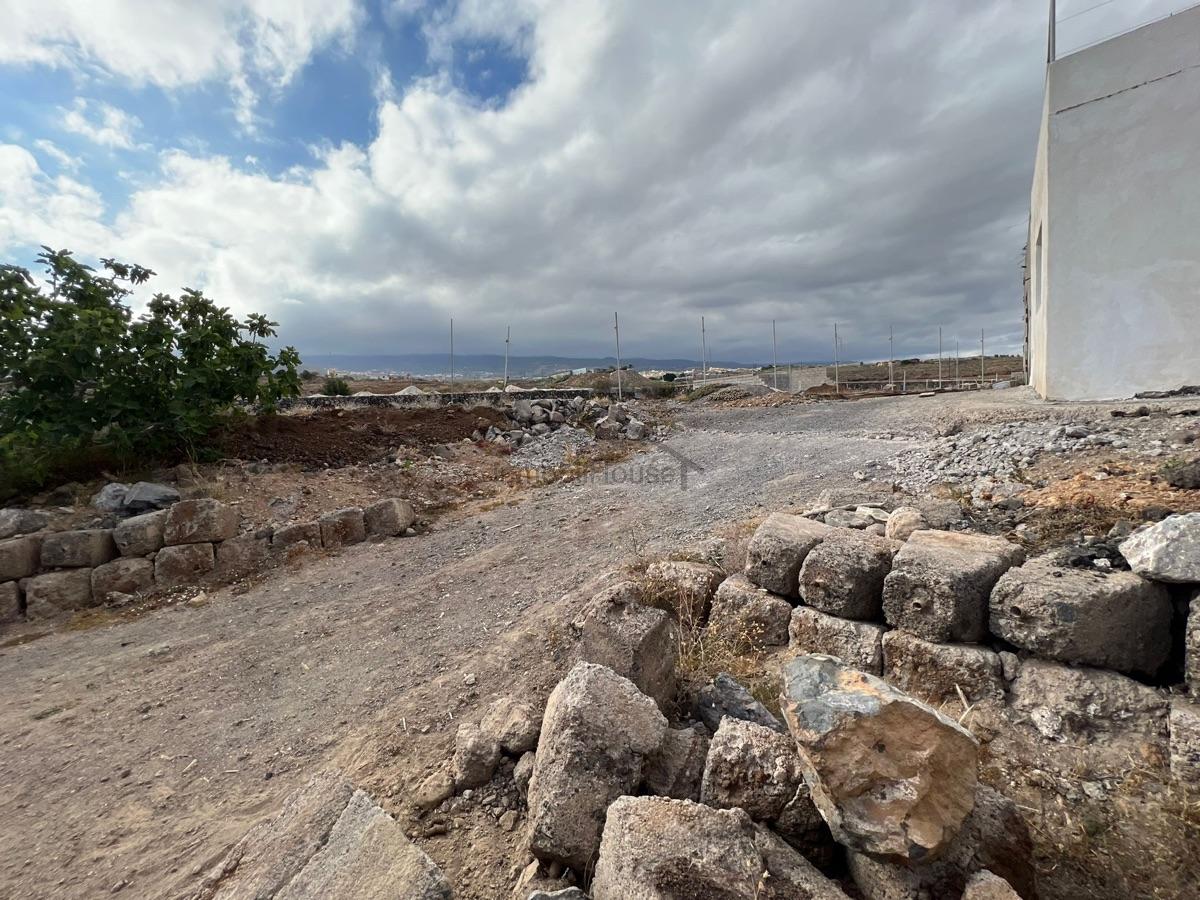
298;353;756;377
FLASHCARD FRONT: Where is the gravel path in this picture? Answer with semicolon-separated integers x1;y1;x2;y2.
0;387;1172;899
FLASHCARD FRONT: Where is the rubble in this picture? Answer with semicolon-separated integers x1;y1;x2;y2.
480;696;542;755
451;722;502;789
780;654;979;859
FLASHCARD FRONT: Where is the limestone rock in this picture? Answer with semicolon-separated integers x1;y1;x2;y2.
0;536;41;581
91;557;154;601
799;530;900;620
39;528;117;568
644;725;709;800
363;498;416;536
825;509;874;529
882;530;1023;643
114;510;166;556
990;554;1173;675
780;654;979;859
1169;699;1200;783
881;630;1005;709
513;751;535;797
21;569;92;618
0;508;49;539
644;559;724;624
319;507;366;548
412;770;454;812
155;543;215;587
451;722;501;789
591;796;848;900
527;662;667;874
216;532;272;577
847;785;1035;900
193;771;451;899
272;521;322;551
1120;513;1200;583
164;499;239;545
480;696;542;755
694;672;787;734
710;574;792;647
885;507;928;542
789;606;885;675
577;593;678;709
745;513;832;597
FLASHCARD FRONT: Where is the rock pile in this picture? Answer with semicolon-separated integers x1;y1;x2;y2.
474;397;654;458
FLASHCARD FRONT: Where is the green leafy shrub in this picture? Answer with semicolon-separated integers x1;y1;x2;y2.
322;377;351;396
0;248;300;498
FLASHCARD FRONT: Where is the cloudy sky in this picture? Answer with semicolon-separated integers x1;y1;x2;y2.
0;0;1193;364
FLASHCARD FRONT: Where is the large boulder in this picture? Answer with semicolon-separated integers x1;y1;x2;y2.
799;530;900;621
577;588;678;710
882;530;1023;643
526;662;667;874
694;672;787;734
0;508;49;540
780;654;979;860
363;498;416;536
272;521;322;551
155;543;215;587
644;725;709;801
0;536;41;581
846;785;1035;900
114;510;166;557
591;796;849;900
39;528;117;568
91;557;154;601
120;481;180;514
789;606;885;675
700;718;827;855
216;532;272;577
709;574;792;647
881;630;1005;710
190;771;451;899
163;499;239;545
1119;513;1200;583
319;507;366;548
21;569;92;617
745;513;831;597
1;580;19;623
644;559;724;625
990;554;1173;676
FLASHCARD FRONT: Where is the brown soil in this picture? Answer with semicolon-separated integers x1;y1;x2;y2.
214;407;509;468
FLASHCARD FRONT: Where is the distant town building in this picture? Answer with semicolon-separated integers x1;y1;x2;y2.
1026;5;1200;400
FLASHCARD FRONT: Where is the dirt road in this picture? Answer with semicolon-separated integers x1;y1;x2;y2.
0;389;1087;898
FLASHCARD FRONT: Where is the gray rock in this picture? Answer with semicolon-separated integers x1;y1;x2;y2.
1;580;22;623
91;482;129;512
1169;699;1200;784
513;399;535;423
527;662;667;874
163;499;239;545
789;606;885;674
644;559;724;625
625;418;647;440
91;557;154;601
363;498;416;536
643;725;708;801
700;718;826;855
272;521;322;551
745;513;832;597
527;890;587;900
709;574;792;647
0;535;42;581
1188;591;1200;694
577;591;678;710
0;508;50;539
780;654;979;860
591;796;848;900
1120;513;1200;583
513;751;536;797
882;629;1005;711
216;532;272;577
40;529;118;568
451;722;501;789
798;530;900;620
154;543;215;587
194;771;451;899
990;554;1174;676
824;509;874;529
318;507;366;548
480;696;542;755
21;569;92;617
120;481;180;513
846;785;1035;900
882;530;1024;643
885;506;928;541
594;416;622;439
114;510;166;556
694;672;786;734
962;870;1022;900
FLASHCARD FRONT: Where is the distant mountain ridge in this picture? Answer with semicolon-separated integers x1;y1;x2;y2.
298;353;758;377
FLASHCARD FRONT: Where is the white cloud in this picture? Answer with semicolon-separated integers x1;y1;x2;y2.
59;99;141;149
33;138;81;171
11;0;1177;361
0;0;360;128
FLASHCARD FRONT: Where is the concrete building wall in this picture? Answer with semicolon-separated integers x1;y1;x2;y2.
1028;4;1200;400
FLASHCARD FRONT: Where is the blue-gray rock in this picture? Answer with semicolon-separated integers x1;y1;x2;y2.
694;672;786;734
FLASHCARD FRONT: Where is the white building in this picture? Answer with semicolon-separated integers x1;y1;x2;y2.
1027;4;1200;400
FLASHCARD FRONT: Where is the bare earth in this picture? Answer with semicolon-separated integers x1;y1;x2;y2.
0;389;1177;899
